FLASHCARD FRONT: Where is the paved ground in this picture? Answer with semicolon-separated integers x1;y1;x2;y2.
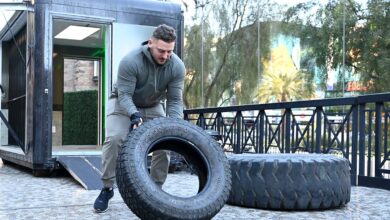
1;158;389;220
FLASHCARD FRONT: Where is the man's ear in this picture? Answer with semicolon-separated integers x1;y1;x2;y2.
147;39;153;48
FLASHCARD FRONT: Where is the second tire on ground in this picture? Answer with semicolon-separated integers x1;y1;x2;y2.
228;154;351;210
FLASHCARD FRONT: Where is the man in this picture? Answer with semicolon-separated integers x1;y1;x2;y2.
94;24;185;213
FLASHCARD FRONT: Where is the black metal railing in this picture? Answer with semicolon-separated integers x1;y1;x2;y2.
184;93;390;190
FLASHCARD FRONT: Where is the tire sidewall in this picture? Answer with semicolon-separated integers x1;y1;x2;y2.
117;118;231;218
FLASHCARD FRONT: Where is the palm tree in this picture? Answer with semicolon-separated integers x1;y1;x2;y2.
257;44;314;103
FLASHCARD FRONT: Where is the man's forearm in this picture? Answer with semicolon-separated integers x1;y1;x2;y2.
118;91;139;116
166;99;184;118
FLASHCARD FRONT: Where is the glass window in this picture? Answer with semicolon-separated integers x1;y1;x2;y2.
181;0;389;108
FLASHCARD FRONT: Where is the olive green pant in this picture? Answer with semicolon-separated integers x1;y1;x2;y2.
101;99;169;188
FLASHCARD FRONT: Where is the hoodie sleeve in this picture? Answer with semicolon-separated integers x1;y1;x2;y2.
116;58;139;116
166;58;186;119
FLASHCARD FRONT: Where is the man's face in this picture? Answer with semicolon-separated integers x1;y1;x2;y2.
148;38;175;65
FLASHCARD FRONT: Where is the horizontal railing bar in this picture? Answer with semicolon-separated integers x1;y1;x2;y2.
185;93;390;114
185;97;357;114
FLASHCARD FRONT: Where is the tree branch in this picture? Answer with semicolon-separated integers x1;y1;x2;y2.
204;0;248;106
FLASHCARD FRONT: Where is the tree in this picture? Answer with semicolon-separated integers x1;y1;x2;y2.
184;0;284;108
183;24;214;108
284;0;390;94
183;0;337;108
353;0;390;93
184;0;257;108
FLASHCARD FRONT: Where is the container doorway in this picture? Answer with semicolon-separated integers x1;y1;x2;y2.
52;19;107;155
52;58;100;148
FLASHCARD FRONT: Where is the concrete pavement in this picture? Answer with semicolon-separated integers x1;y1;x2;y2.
1;159;389;220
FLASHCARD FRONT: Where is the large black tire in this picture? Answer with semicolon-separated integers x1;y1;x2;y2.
116;118;231;220
228;154;351;210
0;159;12;165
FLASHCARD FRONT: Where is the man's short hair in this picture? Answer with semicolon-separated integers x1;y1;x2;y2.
152;24;176;43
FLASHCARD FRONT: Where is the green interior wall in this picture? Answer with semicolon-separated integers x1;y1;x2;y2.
53;45;105;145
62;90;98;145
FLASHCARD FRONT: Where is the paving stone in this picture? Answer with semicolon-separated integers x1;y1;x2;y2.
1;159;389;219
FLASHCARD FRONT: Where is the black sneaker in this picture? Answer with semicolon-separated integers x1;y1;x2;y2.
94;187;114;213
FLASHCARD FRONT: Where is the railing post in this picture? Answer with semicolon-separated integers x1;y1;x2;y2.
315;107;322;153
216;112;222;137
374;102;382;177
235;111;242;154
258;110;265;153
285;108;291;153
198;113;206;129
358;103;366;178
281;112;285;153
351;104;358;186
367;110;373;176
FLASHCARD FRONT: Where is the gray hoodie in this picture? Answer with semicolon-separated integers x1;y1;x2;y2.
116;44;185;119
